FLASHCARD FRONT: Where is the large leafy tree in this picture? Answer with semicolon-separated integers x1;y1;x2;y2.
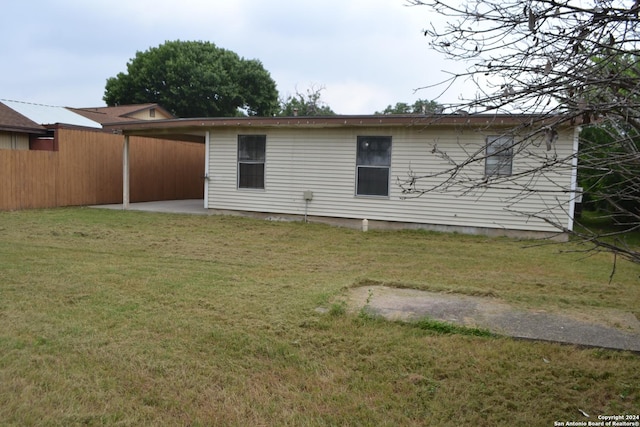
406;0;640;264
104;40;279;117
375;99;442;115
277;85;335;116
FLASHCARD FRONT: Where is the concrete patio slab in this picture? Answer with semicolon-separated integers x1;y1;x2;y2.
91;199;208;215
347;286;640;352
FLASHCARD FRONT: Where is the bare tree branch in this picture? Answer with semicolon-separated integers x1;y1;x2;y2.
403;0;640;265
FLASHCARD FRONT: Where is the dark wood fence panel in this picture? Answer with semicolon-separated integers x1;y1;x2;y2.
56;129;122;207
0;150;58;210
130;137;205;202
0;128;205;211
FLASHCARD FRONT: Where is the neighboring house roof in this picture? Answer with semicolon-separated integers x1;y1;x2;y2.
0;99;101;129
0;101;47;133
70;104;174;125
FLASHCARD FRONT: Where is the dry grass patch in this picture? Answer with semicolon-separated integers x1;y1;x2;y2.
0;207;638;426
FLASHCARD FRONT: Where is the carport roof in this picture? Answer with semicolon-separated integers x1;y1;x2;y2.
104;113;573;143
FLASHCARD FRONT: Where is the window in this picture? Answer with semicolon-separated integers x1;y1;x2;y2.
238;135;266;189
485;135;513;177
356;136;392;196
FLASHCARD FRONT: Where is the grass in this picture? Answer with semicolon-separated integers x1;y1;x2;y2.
0;207;638;426
411;317;495;337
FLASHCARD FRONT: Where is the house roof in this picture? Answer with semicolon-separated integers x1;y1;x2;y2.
70;104;174;125
0;99;101;129
0;101;47;133
103;113;575;144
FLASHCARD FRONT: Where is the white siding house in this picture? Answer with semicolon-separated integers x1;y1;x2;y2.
109;115;578;239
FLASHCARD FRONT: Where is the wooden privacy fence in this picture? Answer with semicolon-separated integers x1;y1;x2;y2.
0;128;204;211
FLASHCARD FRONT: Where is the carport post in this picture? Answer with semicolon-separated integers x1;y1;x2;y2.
123;135;130;209
204;131;210;208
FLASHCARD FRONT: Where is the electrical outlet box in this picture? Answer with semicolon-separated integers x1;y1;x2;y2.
303;190;313;201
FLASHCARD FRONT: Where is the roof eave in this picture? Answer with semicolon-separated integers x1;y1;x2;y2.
0;125;48;134
104;114;576;139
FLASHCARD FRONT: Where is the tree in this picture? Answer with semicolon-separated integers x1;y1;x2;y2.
104;40;279;118
277;85;335;116
375;99;443;114
405;0;640;264
579;122;640;217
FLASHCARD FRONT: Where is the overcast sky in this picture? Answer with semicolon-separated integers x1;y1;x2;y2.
1;0;469;115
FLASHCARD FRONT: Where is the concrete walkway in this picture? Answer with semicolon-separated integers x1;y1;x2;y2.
347;286;640;352
91;199;208;215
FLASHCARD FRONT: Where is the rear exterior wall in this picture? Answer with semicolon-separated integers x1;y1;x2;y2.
206;125;576;235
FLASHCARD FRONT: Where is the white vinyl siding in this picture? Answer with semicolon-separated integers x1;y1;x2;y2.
207;126;575;233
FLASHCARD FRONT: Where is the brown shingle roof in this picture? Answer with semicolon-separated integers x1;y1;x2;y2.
70;104;174;125
0;101;47;133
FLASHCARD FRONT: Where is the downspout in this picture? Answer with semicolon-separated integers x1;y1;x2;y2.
123;135;130;210
567;126;581;231
204;131;210;209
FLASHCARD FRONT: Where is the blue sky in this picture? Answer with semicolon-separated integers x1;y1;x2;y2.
1;0;468;114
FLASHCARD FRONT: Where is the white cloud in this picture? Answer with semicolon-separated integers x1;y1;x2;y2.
323;81;395;115
1;0;471;112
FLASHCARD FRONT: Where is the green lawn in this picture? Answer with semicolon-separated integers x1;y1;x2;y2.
0;208;638;426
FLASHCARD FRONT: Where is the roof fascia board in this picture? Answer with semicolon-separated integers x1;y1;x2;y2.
0;125;48;134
